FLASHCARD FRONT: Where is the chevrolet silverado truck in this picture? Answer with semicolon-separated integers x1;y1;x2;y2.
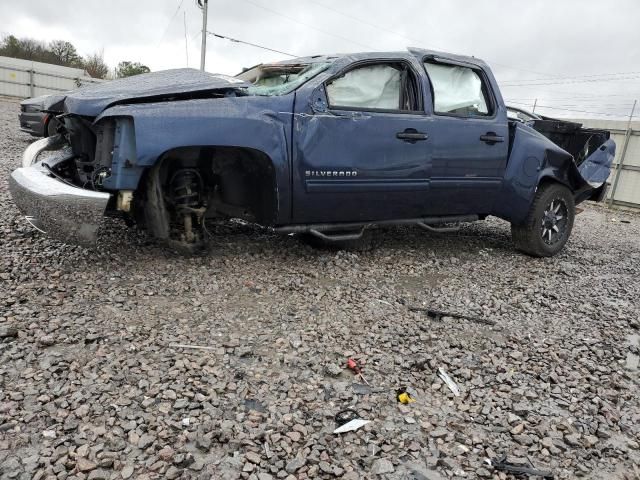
9;48;616;257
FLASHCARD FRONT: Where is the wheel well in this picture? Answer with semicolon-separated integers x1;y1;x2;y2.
140;146;278;226
537;176;571;194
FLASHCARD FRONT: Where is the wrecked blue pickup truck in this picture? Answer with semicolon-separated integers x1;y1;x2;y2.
9;48;615;256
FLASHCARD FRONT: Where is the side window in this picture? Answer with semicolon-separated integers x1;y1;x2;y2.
325;63;418;111
424;62;492;117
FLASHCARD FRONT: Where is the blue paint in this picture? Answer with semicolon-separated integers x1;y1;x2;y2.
578;139;617;186
57;50;615;227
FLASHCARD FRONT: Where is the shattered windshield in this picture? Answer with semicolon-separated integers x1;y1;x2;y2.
236;62;330;96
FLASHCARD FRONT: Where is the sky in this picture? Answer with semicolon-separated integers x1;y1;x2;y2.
1;0;639;119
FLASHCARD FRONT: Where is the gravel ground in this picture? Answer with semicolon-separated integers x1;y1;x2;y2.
1;96;639;480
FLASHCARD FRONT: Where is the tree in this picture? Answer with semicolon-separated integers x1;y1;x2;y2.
0;35;21;58
116;61;151;78
49;40;82;67
0;35;48;62
84;51;109;79
0;35;85;68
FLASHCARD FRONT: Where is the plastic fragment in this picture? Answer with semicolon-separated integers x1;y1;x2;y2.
397;392;415;404
346;358;360;373
333;419;371;434
438;368;460;397
335;409;359;427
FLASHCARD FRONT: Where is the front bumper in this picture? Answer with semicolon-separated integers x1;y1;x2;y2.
9;137;111;246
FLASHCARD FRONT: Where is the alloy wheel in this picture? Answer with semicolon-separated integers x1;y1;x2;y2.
541;198;568;245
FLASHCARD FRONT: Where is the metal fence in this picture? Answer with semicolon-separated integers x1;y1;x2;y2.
574;118;640;210
0;60;103;98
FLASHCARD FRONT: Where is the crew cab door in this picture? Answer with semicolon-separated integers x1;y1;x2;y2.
421;59;509;215
291;60;432;223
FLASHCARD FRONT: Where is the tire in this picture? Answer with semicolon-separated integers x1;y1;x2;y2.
511;182;575;257
45;117;59;137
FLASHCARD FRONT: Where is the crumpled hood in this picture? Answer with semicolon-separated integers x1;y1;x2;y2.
44;68;250;117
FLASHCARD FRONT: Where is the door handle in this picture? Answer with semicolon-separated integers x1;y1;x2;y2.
396;128;428;143
480;132;505;145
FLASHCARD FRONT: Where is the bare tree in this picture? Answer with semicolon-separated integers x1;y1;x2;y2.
83;51;109;79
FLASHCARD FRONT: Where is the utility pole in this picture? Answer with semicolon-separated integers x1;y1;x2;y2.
183;11;189;67
532;98;537;113
199;0;209;71
608;99;637;207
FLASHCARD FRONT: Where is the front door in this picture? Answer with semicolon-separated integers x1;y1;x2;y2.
292;61;432;223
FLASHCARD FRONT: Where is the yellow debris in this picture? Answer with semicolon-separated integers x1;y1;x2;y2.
397;392;415;404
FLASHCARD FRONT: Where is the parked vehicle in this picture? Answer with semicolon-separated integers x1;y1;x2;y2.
9;48;616;256
18;95;59;137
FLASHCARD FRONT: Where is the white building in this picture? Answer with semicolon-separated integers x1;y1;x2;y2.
0;55;103;98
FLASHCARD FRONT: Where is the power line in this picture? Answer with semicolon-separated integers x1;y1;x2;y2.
505;93;640;100
207;31;297;57
508;101;639;108
306;0;424;46
507;101;631;118
508;101;636;109
501;70;640;85
305;0;559;79
502;75;640;87
499;80;640;101
240;0;377;51
157;0;187;47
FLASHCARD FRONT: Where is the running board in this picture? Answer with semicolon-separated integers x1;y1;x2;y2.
275;214;479;240
308;228;365;242
417;222;462;233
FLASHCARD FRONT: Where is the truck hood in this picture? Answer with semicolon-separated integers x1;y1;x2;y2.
44;68;250;117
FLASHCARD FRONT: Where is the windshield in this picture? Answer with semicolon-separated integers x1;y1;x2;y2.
236;62;330;96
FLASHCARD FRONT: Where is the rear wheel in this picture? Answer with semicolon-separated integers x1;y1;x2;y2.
511;183;575;257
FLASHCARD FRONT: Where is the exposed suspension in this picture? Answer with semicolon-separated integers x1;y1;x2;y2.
168;169;206;244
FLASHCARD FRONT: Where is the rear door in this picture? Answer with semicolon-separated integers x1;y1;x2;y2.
421;59;509;215
291;60;432;223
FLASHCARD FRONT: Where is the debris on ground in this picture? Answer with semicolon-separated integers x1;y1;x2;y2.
0;97;638;480
346;357;371;385
397;388;416;404
409;306;497;326
168;343;218;351
333;418;371;434
489;455;554;478
438;368;461;397
335;409;360;427
334;410;370;433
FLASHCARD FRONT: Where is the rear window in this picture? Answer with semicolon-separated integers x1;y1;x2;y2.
236;62;330;96
424;62;492;117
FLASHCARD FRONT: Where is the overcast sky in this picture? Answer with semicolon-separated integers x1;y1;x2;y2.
1;0;639;119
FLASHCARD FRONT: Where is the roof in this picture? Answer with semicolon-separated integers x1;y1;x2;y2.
275;47;489;70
